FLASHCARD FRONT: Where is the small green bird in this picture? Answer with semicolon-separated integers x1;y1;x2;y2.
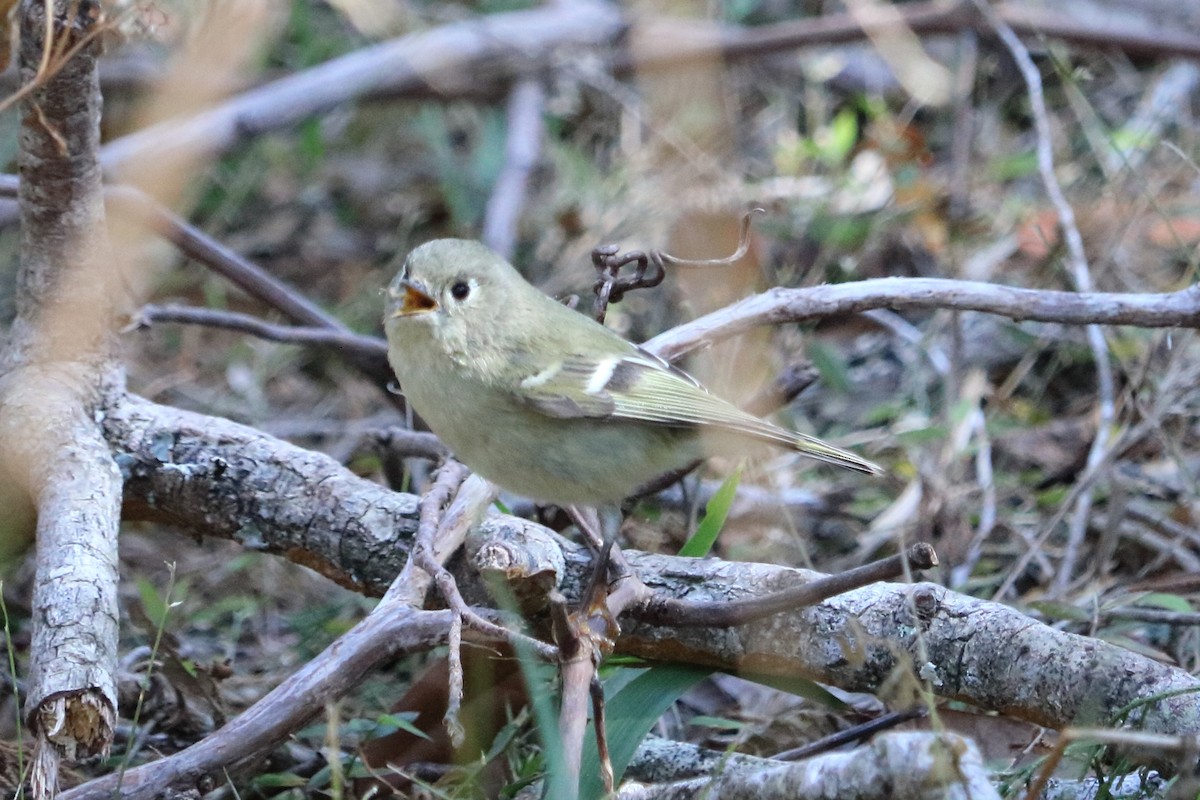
383;239;881;506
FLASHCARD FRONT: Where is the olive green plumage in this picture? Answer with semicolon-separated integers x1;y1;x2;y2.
384;239;880;505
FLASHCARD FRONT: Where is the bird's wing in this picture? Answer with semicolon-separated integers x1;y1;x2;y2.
511;348;881;473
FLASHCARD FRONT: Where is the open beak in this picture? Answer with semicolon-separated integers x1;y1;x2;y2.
390;279;438;317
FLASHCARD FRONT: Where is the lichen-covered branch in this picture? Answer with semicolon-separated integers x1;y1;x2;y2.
103;398;1200;775
105;394;418;594
0;3;124;795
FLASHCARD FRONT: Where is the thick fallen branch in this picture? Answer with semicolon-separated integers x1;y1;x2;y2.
106;394;417;594
103;393;1200;776
616;732;997;800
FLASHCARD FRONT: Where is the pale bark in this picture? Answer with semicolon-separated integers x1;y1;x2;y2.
0;3;122;796
616;733;998;800
97;397;1200;778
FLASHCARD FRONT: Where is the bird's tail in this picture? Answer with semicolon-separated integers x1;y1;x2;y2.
784;431;883;475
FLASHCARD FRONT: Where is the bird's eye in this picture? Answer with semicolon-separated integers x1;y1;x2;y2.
450;281;471;301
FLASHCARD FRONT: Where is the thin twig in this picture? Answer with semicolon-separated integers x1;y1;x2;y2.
772;708;927;761
401;468;558;660
374;426;449;462
444;614;465;749
634;543;937;627
409;465;474;750
977;0;1116;598
550;590;591;796
590;209;761;323
642;276;1200;365
0;176;398;391
131;303;389;360
482;78;545;260
616;0;1200;75
591;675;613;795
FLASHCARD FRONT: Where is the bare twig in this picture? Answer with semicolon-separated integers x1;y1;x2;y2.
482;78;545;260
1126;502;1200;554
131;303;389;360
411;463;471;746
590;209;760;323
400;467;558;660
0;176;398;391
443;614;465;749
589;245;666;324
772;708;927;761
634;543;937;628
642;278;1200;364
978;0;1116;597
616;0;1200;76
592;675;614;795
550;591;592;798
374;426;450;462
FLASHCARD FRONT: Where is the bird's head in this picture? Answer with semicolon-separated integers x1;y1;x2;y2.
384;239;524;335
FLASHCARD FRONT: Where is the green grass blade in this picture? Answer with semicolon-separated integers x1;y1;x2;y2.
678;465;742;558
580;664;711;799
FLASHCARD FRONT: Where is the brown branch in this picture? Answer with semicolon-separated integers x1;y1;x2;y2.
633;543;937;627
107;188;347;332
616;0;1200;76
131;303;390;374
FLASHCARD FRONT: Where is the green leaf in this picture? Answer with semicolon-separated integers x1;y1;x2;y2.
807;340;851;394
1028;600;1090;622
375;712;431;740
678;465;743;558
817;107;859;166
988;150;1038;180
580;664;711;799
135;576;169;630
688;715;747;731
1131;592;1194;613
251;772;307;789
735;671;847;708
513;639;573;799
